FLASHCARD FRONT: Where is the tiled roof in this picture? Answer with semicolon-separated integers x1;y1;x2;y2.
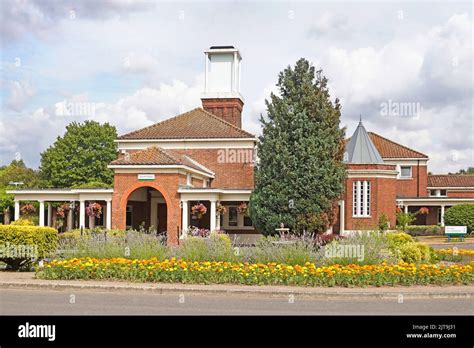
117;107;255;140
110;147;214;175
346;132;428;159
428;175;474;188
367;132;428;159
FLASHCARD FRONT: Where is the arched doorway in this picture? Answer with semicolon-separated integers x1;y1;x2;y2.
124;186;168;234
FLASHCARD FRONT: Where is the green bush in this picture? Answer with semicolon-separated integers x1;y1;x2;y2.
386;232;414;246
10;219;34;226
58;228;126;242
0;225;58;270
397;243;423;263
396;212;416;231
444;204;474;232
176;234;236;262
405;225;444;236
59;230;168;260
378;214;390;232
386;232;434;263
240;236;318;265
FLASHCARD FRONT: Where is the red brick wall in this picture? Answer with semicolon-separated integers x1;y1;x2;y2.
343;165;397;231
201;98;243;128
112;173;182;245
172;148;254;189
447;191;474;198
396;164;428;197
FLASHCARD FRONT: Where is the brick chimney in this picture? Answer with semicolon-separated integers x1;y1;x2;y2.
201;46;244;128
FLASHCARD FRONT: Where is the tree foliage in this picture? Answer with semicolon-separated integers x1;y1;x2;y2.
250;59;346;235
444;204;474;232
40;121;117;188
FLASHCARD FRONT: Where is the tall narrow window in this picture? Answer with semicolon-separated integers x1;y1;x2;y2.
353;180;371;217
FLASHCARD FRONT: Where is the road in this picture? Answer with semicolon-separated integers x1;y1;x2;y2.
0;288;472;315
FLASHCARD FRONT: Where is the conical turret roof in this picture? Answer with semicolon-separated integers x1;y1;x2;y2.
345;120;384;164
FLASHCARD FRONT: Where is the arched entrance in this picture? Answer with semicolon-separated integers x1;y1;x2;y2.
123;186;168;234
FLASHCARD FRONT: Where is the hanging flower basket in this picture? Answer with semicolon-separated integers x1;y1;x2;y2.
20;203;36;215
418;207;430;215
216;203;227;216
86;202;102;218
237;202;248;215
56;203;71;218
191;203;207;219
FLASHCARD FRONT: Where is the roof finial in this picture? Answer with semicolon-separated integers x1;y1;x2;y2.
359;114;362;123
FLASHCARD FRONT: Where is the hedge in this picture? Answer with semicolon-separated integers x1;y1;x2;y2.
444;204;474;232
0;225;58;270
405;225;444;236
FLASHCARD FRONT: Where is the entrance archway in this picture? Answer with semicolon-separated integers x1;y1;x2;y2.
124;186;168;233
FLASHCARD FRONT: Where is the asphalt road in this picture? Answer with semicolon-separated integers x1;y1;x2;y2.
1;288;472;315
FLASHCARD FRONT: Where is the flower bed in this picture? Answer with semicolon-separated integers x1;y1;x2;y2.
38;258;474;287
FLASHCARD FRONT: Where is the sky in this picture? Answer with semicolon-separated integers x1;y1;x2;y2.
0;0;473;174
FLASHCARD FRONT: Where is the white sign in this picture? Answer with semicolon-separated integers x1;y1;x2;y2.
138;174;155;181
445;226;467;235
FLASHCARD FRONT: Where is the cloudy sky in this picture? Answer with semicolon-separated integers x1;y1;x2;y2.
1;0;472;173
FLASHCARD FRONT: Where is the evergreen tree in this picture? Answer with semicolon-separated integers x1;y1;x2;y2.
250;59;346;235
40;121;117;187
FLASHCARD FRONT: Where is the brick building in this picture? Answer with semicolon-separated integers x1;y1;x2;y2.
8;46;474;244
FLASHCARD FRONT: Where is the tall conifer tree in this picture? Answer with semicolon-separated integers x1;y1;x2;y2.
250;59;346;234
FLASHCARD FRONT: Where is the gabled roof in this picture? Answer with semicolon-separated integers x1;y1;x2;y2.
117;107;255;140
345;121;384;164
367;132;428;159
428;175;474;188
109;147;214;176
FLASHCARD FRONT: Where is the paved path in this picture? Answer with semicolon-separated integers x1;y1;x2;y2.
1;288;473;315
1;272;473;300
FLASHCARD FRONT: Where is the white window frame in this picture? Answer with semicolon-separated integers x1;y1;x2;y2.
353;180;371;217
399;165;412;179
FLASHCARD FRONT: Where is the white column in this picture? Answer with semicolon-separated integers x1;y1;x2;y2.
210;200;217;232
181;200;188;237
106;200;112;230
404;205;408;214
47;203;52;227
67;207;73;231
216;202;221;230
339;200;345;235
39;200;45;227
204;53;209;93
441;205;445;226
14;200;20;220
79;200;86;230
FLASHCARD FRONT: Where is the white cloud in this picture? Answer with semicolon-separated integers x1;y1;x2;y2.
5;80;36;112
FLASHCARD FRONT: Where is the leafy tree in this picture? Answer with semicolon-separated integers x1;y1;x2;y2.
40;121;117;188
250;59;346;235
0;160;40;224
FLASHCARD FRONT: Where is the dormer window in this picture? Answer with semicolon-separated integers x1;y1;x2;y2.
400;166;412;178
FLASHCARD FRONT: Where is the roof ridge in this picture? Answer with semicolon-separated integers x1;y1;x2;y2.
368;132;428;158
117;108;203;139
198;107;255;138
151;146;182;164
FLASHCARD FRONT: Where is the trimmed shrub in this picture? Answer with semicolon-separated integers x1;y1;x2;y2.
10;219;34;226
0;225;58;270
444;204;474;232
386;232;434;263
405;225;444;236
176;234;236;262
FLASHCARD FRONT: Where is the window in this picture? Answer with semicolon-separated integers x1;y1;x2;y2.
400;166;412;178
228;207;238;226
353;181;371;217
430;189;447;197
222;203;254;229
440;189;447;197
429;189;437;196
